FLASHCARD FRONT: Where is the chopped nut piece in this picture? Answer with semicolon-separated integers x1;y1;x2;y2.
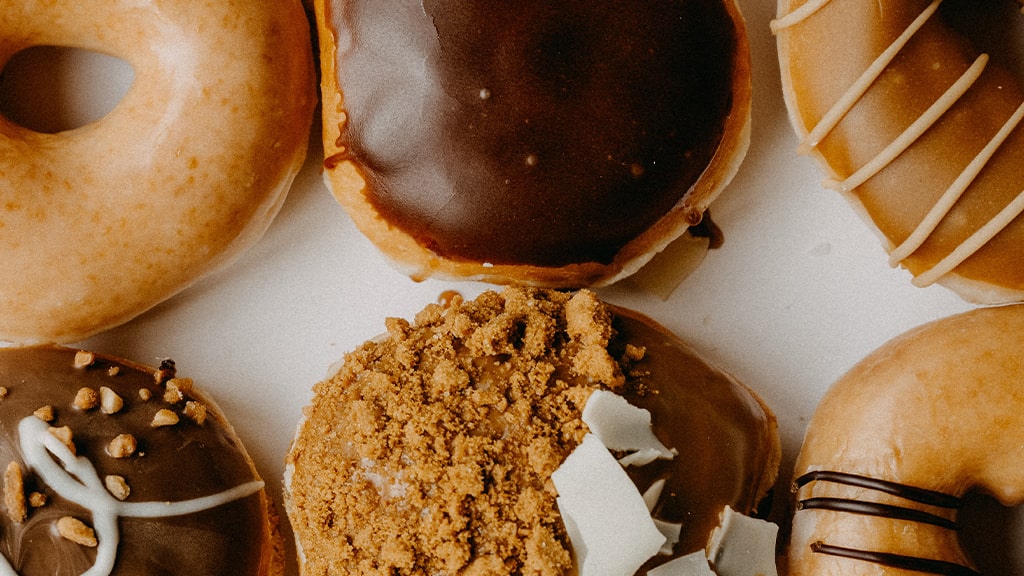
74;387;99;410
0;387;9;399
154;359;176;384
73;351;95;369
138;388;152;401
163;382;184;405
107;366;121;377
105;475;130;501
48;426;75;455
99;387;124;415
4;462;26;523
28;492;47;508
33;405;54;422
106;434;137;458
183;401;207;425
57;516;97;547
151;409;179;428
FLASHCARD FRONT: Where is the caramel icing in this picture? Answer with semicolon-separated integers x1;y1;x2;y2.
0;346;267;576
326;0;739;268
774;0;1024;301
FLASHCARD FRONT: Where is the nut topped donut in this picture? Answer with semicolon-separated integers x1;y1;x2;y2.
285;287;780;575
0;345;280;575
774;0;1024;303
313;0;752;287
787;304;1024;576
0;0;316;344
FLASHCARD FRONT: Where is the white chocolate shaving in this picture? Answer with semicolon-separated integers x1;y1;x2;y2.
0;416;264;576
707;506;779;576
827;54;989;194
551;434;666;576
581;389;675;466
647;551;716;576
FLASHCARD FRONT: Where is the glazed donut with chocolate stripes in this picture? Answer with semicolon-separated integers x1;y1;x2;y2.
0;0;316;344
788;304;1024;576
773;0;1024;303
313;0;751;287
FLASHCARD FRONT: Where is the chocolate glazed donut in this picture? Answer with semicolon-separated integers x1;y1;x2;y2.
315;0;752;287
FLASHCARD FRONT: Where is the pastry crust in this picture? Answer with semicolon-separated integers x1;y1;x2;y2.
314;0;751;288
775;0;1024;303
788;304;1024;576
0;0;316;344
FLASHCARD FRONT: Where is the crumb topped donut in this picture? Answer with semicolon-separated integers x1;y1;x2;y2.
0;0;316;344
285;287;779;575
774;0;1024;303
0;346;280;575
313;0;752;287
788;304;1024;576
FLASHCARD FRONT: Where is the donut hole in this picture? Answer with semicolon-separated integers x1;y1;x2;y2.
941;0;1024;79
0;46;134;133
959;492;1024;576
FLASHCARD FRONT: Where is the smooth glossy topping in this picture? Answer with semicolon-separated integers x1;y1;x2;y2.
329;0;738;267
0;346;266;576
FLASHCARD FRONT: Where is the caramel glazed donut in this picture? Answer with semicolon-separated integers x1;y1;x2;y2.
0;0;316;344
787;304;1024;576
285;287;780;575
313;0;752;288
0;346;281;575
774;0;1024;303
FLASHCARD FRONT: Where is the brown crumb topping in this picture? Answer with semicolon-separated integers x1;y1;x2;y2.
289;288;634;576
4;462;26;523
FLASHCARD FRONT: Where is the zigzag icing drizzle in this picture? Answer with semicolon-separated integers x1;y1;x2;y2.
773;0;1024;287
0;417;263;576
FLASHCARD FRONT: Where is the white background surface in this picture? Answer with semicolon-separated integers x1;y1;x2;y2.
6;0;999;573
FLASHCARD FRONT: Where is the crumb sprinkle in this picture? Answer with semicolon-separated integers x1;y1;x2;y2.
290;288;632;575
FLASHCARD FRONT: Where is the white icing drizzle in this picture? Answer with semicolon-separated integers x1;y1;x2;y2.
798;0;942;153
0;416;264;576
769;0;832;33
912;186;1024;287
825;53;989;194
890;100;1024;269
778;0;1024;286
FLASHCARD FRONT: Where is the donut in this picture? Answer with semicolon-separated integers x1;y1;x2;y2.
284;287;780;574
773;0;1024;303
312;0;752;287
787;304;1024;576
0;345;280;575
0;0;317;344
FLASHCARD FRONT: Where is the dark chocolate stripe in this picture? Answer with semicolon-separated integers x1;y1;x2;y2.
794;470;962;508
798;497;959;529
810;542;981;576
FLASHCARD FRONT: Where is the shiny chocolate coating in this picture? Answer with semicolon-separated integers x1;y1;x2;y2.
611;308;777;564
0;346;265;576
330;0;738;266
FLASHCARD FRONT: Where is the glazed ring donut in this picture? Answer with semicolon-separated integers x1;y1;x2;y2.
0;345;281;575
313;0;751;288
788;304;1024;576
0;0;316;344
285;287;779;574
774;0;1024;303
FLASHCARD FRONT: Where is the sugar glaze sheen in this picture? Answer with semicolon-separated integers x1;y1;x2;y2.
317;0;753;287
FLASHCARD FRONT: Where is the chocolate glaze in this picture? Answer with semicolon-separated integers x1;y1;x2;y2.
796;470;977;576
331;0;738;266
610;308;777;566
0;346;265;576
